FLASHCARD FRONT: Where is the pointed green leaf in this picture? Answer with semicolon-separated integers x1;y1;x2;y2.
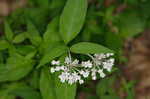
40;67;56;99
0;90;15;99
43;17;61;48
0;40;10;50
4;21;14;41
37;0;49;8
28;70;40;89
37;44;67;68
13;33;27;43
60;0;87;44
27;21;42;46
0;53;34;82
16;45;36;55
8;83;41;99
70;42;114;54
118;12;145;38
96;77;120;99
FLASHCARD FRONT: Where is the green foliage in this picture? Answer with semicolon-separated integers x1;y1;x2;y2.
0;40;10;50
27;21;42;46
0;0;148;98
4;21;14;41
9;83;41;99
40;67;56;99
117;11;145;38
0;53;34;82
37;44;68;68
70;42;114;54
13;32;27;44
54;73;77;99
105;32;123;51
0;83;41;99
96;77;120;99
40;67;77;99
60;0;87;44
43;17;61;48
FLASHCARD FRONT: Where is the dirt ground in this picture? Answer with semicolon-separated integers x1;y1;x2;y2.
123;30;150;99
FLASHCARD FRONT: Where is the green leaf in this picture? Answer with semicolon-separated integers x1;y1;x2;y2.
118;12;145;38
0;90;15;99
60;0;87;44
96;77;120;99
1;83;41;99
25;8;49;32
0;53;34;82
43;17;61;48
13;32;27;43
25;51;37;59
9;83;41;99
4;21;14;41
105;32;123;51
27;21;42;46
40;67;76;99
37;44;67;68
50;0;66;10
28;70;40;89
16;45;36;55
0;54;3;63
55;73;77;99
40;67;56;99
70;42;114;54
37;0;49;8
0;40;10;50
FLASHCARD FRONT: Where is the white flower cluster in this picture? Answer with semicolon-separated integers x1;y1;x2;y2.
50;53;114;85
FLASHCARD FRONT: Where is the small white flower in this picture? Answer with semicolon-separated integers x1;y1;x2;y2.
59;75;66;83
98;69;105;78
59;72;69;83
100;72;106;78
79;70;84;74
50;67;55;73
55;66;61;71
91;68;97;73
82;60;92;68
79;80;84;84
103;58;114;72
94;53;106;60
65;57;71;64
72;72;80;81
109;58;115;63
92;76;97;80
80;70;89;78
68;75;74;84
50;53;115;84
60;66;65;70
51;60;60;65
106;53;114;57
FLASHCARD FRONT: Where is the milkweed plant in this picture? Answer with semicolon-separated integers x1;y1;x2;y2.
0;0;146;98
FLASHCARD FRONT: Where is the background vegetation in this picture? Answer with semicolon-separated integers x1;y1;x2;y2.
0;0;150;99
